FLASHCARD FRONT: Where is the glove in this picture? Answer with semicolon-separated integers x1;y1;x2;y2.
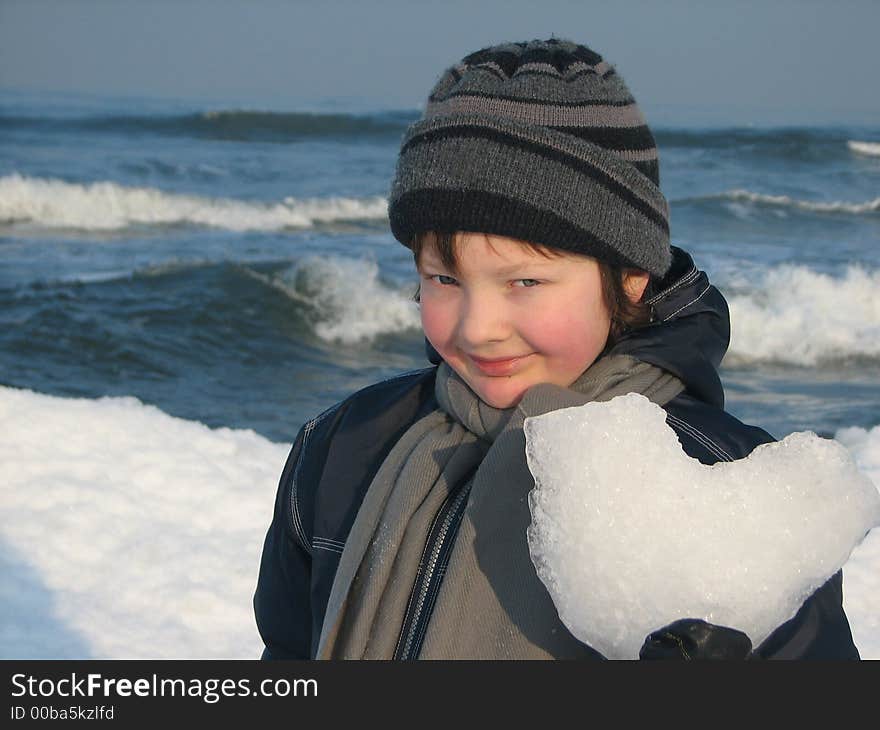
639;618;753;660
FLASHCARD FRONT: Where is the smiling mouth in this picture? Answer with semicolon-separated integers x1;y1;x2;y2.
468;353;533;376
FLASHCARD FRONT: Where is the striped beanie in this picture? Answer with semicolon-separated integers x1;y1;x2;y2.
388;39;671;277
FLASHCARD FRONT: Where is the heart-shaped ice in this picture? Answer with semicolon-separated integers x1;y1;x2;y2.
524;393;880;660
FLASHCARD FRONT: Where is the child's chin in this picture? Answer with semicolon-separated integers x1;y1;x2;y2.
473;383;526;410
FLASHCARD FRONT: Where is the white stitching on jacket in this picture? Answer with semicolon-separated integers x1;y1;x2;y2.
312;537;345;554
666;413;735;462
646;266;699;305
288;366;436;554
667;414;732;462
313;536;345;546
290;418;318;553
661;283;711;322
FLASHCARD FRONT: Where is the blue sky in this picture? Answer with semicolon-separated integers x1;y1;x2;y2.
2;0;879;125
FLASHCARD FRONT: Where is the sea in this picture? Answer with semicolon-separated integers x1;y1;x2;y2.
2;88;879;444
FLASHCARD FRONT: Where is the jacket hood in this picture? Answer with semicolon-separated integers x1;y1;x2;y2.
424;245;730;410
607;246;730;409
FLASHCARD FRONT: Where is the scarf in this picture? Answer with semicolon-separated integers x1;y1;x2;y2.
317;354;684;659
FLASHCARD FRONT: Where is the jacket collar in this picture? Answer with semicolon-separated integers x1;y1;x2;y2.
609;246;729;409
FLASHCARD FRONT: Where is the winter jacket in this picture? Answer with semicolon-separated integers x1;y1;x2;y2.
254;247;860;660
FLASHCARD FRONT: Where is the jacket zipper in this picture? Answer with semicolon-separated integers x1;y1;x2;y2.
393;475;474;660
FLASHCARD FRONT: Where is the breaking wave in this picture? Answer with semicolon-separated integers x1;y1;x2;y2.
725;264;880;366
675;189;880;217
249;255;421;344
654;127;874;163
848;140;880;157
0;174;388;232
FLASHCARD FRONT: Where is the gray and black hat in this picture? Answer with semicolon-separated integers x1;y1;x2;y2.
388;39;671;277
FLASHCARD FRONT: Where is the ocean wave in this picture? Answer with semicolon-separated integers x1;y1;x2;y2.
676;189;880;217
725;264;880;366
848;140;880;157
119;159;230;181
654;127;865;162
249;255;421;344
4;108;874;158
0;108;415;142
656;127;836;149
0;174;388;232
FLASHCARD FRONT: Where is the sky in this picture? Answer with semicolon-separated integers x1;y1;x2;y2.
1;0;879;126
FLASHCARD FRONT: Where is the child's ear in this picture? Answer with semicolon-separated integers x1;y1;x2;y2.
622;269;650;303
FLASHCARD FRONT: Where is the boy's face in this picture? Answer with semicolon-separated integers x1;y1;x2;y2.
417;232;623;409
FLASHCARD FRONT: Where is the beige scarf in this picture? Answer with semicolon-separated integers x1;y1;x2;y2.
317;354;684;659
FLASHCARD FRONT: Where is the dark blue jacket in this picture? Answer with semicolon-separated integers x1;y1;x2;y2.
254;247;859;660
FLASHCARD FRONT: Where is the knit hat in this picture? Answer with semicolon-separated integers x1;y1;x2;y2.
388;39;671;277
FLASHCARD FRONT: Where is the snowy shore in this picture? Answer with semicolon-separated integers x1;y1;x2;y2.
2;385;878;659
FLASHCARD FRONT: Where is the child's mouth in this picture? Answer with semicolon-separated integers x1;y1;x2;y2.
468;353;533;377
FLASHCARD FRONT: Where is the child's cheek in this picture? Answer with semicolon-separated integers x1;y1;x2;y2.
538;321;571;352
419;298;453;350
526;308;611;369
523;308;583;350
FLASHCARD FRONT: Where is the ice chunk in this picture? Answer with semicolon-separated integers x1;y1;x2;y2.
524;393;880;660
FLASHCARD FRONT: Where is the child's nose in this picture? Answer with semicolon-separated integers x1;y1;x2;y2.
456;293;509;347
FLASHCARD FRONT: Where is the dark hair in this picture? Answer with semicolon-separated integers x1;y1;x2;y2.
410;231;653;346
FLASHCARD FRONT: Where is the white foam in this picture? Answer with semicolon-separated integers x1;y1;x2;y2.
716;188;880;215
267;255;421;343
0;173;387;232
848;140;880;157
0;386;290;658
726;264;880;365
524;393;880;660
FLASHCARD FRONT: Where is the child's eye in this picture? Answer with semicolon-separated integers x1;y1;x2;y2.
513;279;541;288
430;274;458;286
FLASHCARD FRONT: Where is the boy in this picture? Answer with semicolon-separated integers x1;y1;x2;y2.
254;39;858;659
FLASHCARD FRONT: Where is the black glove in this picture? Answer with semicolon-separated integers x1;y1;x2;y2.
639;618;753;660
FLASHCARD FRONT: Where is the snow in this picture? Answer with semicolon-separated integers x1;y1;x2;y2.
524;394;880;659
2;385;879;659
0;385;289;658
